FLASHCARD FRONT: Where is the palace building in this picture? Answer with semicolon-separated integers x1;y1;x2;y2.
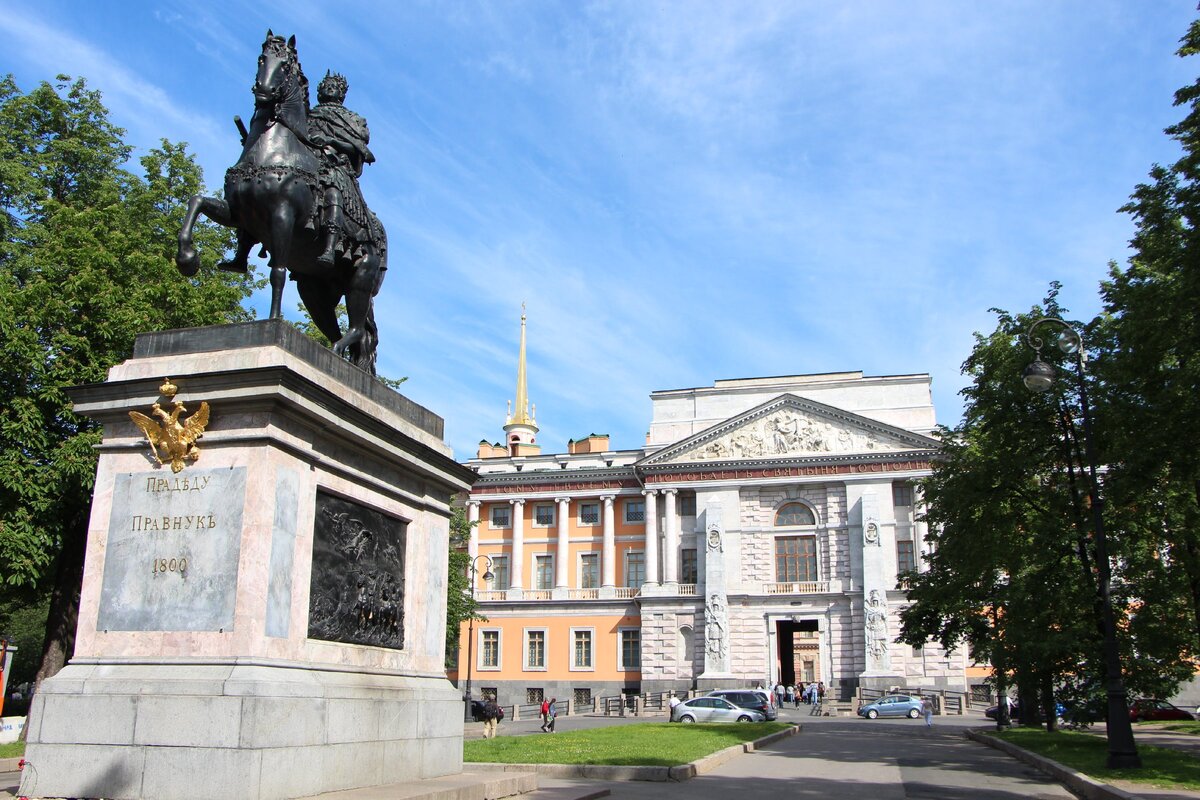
451;311;971;708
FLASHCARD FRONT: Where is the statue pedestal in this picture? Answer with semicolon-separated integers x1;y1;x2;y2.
21;321;475;800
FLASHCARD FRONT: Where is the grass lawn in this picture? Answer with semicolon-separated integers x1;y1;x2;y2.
0;741;24;759
464;722;791;767
994;728;1200;791
1140;720;1200;735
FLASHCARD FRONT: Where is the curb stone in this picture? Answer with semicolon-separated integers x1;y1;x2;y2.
966;729;1141;800
0;758;19;772
478;724;802;782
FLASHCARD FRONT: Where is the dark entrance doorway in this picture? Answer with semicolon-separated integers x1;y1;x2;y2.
776;618;819;686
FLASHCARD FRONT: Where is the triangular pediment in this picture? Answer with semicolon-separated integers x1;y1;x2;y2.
639;394;939;467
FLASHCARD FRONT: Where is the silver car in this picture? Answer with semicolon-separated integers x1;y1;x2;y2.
671;696;766;723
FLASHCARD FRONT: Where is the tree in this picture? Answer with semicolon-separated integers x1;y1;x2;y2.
0;75;258;686
445;502;482;668
1098;18;1200;651
900;290;1104;730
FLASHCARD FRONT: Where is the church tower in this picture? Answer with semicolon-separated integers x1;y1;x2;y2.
503;305;540;457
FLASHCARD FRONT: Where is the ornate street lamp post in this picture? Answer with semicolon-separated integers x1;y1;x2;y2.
462;554;494;723
1022;317;1140;768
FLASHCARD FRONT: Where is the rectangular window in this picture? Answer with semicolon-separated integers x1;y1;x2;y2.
535;555;554;590
579;553;600;589
775;536;818;582
534;503;556;527
573;629;594;669
526;629;546;669
897;540;915;573
620;629;641;670
624;499;645;523
680;548;698;584
481;687;497;701
579;502;600;525
680;494;696;516
490;556;510;590
481;630;500;668
893;482;914;508
526;687;544;704
573;688;592;708
490;505;511;528
625;550;645;589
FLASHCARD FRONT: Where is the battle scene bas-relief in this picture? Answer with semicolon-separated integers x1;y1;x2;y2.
308;491;406;649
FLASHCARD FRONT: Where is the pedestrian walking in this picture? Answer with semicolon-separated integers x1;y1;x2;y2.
545;697;557;732
922;696;934;727
785;684;794;705
482;698;502;739
794;684;802;709
539;698;550;731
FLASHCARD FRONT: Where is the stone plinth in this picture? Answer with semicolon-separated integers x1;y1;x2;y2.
21;320;475;800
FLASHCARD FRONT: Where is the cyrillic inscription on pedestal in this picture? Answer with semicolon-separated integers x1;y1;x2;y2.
98;467;246;631
308;491;406;649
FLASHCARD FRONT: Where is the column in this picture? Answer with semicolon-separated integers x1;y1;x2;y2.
643;489;659;587
662;488;679;586
601;495;616;589
555;496;570;592
914;485;930;572
466;500;480;587
510;498;525;592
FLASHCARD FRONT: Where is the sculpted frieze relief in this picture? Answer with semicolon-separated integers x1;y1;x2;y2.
677;409;908;462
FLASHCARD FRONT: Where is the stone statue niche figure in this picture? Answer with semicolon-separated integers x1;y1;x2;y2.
175;31;388;375
705;593;727;659
865;589;890;669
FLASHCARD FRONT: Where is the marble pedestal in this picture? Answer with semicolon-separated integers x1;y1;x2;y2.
21;321;475;800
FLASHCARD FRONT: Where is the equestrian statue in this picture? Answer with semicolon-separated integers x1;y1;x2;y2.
176;31;387;373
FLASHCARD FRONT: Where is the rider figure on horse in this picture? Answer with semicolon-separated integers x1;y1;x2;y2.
309;71;375;268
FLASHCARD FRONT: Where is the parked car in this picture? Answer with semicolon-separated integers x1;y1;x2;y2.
857;694;924;719
1129;699;1195;722
984;700;1067;723
671;696;766;723
708;689;778;720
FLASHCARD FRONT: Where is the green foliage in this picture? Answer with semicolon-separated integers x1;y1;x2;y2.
903;17;1200;725
0;591;49;687
0;74;258;675
899;289;1108;722
445;502;482;667
463;722;791;766
1096;18;1200;652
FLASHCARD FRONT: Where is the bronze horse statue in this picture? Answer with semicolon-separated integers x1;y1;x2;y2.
176;31;386;373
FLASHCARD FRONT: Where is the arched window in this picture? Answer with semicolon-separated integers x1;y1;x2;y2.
678;625;694;666
775;502;815;527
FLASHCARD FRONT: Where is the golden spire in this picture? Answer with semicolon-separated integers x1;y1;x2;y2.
506;303;535;427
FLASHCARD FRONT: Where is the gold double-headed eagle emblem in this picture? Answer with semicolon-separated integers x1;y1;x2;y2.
128;379;210;473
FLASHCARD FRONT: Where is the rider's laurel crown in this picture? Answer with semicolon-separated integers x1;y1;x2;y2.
319;71;349;105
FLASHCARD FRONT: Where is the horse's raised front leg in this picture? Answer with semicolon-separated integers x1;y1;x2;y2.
176;195;232;276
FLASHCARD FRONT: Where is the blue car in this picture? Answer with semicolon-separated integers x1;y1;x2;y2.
857;694;924;719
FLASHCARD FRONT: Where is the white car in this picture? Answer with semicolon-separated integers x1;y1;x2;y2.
671;696;766;723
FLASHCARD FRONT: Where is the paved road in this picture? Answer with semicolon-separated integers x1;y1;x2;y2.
536;708;1077;800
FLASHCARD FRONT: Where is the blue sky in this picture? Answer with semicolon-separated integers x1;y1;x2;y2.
2;2;1195;459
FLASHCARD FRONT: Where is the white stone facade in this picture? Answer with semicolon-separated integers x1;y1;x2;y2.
461;372;970;707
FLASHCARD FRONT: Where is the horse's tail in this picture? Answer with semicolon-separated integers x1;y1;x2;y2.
369;211;387;296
